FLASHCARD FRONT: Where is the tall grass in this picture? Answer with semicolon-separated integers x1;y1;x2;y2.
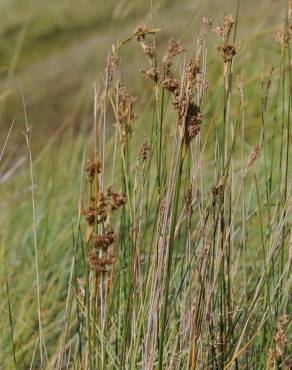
1;3;291;369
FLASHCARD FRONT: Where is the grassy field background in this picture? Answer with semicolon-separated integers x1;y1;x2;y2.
0;0;285;142
0;0;290;369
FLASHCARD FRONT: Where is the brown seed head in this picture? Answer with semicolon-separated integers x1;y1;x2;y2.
134;24;148;41
247;144;261;169
142;68;160;83
197;17;212;47
106;186;127;211
216;43;236;62
185;187;193;216
138;137;151;163
213;15;234;42
142;43;156;59
85;159;102;183
186;58;201;84
185;103;202;143
88;249;114;274
162;76;180;93
116;83;138;144
93;228;116;250
167;37;185;57
105;51;119;91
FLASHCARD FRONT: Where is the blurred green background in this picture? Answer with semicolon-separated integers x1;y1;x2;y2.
0;0;285;152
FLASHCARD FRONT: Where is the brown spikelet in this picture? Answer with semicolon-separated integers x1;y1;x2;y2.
134;24;148;41
167;37;185;57
161;76;180;93
213;15;234;42
142;68;160;83
186;58;201;84
85;159;102;183
105;50;119;91
88;249;114;274
197;17;212;48
142;44;156;59
247;144;261;169
185;103;202;144
213;15;236;64
106;186;127;211
215;43;236;63
116;83;138;145
93;228;116;250
267;315;291;369
138;137;151;163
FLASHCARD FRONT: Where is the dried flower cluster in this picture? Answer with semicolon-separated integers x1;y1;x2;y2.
185;186;193;217
169;60;202;144
134;24;205;145
247;144;261;170
105;48;119;92
197;17;212;55
85;158;102;183
135;24;160;83
166;37;185;58
142;67;159;83
116;83;138;145
88;249;115;274
211;175;226;199
83;187;126;226
83;160;126;276
162;37;185;88
138;136;151;163
133;22;209;145
267;315;291;369
213;15;236;63
161;37;206;144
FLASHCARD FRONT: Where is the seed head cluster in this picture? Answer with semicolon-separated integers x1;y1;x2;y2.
135;25;204;145
135;24;159;83
105;49;119;92
83;163;126;276
213;15;236;63
116;83;138;145
162;39;204;144
267;315;291;369
85;158;102;183
247;144;261;170
138;136;151;163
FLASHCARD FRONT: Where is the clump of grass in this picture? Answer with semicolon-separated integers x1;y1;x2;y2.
53;7;292;369
2;3;292;370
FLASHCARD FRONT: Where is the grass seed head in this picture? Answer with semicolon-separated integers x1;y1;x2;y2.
138;136;151;163
142;67;160;83
215;43;236;62
93;228;116;250
167;37;185;57
161;75;180;93
186;57;200;85
134;24;148;41
116;83;138;144
88;249;114;274
197;17;212;47
85;158;102;183
213;15;236;63
105;51;119;91
247;144;261;170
